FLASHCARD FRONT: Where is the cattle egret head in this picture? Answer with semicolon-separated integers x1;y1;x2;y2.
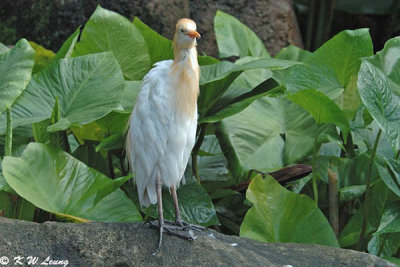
173;18;201;50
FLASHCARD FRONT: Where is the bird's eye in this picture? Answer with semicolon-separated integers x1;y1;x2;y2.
180;29;184;33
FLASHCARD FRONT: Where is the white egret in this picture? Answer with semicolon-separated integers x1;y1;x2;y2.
126;18;202;251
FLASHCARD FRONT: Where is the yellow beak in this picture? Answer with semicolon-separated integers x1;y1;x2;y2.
185;30;201;39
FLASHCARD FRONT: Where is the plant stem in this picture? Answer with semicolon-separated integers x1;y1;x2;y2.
311;124;320;204
377;236;387;256
119;156;126;176
62;131;70;153
5;106;12;157
323;0;336;42
344;132;356;158
17;198;36;221
192;124;207;184
328;169;339;237
305;0;317;50
315;0;327;49
108;152;115;179
357;129;382;251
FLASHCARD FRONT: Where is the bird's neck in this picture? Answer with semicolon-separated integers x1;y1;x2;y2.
171;46;199;119
174;47;198;71
172;45;199;85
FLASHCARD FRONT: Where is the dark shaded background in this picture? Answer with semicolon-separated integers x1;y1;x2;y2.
0;0;302;57
0;0;400;55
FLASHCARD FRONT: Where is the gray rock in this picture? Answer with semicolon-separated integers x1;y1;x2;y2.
0;217;394;266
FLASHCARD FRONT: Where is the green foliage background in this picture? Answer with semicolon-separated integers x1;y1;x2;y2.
0;6;400;263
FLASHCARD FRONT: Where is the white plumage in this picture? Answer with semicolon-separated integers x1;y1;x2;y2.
127;59;197;207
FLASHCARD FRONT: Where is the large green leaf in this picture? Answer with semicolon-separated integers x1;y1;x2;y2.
287;89;350;137
368;233;400;257
376;157;400;198
275;45;312;62
273;45;312;83
0;52;125;134
214;10;269;58
366;37;400;89
54;28;80;60
339;185;366;202
2;143;141;222
142;182;219;226
216;95;327;184
313;29;373;88
203;56;275;121
368;202;400;257
0;159;14;193
71;111;129;143
0;39;35;115
240;175;339;247
120;81;141;112
73;6;150;80
199;79;281;124
315;154;370;186
284;60;343;99
358;37;400;151
284;29;373;115
215;67;272;110
199;61;240;117
375;202;400;235
186;135;231;183
200;57;297;85
339;180;398;247
199;57;299;117
353;119;395;159
133;17;173;65
95;133;125;152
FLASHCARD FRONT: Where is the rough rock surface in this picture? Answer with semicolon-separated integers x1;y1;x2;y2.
0;0;302;56
0;217;394;266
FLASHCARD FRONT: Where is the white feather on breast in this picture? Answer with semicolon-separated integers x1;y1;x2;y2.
126;60;198;207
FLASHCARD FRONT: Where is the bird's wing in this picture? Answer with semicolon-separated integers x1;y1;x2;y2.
157;114;196;189
180;114;197;185
126;60;174;207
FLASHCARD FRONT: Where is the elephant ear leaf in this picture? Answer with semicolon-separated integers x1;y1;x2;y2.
74;6;151;80
240;175;339;247
284;29;373;117
214;10;269;58
287;89;350;139
0;52;125;135
2;143;141;222
358;37;400;151
0;39;35;115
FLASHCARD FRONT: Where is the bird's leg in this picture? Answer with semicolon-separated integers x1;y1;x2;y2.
171;185;183;225
170;185;206;232
153;176;164;255
149;179;196;255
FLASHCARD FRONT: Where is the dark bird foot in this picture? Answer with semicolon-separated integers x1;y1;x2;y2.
147;220;198;240
145;219;208;255
173;219;207;232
